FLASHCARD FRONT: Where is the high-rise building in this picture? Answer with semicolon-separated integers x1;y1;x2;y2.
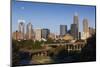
71;24;78;40
41;29;50;39
18;19;25;40
73;13;79;39
60;25;67;36
82;18;89;39
34;29;42;41
83;18;89;33
73;13;79;27
26;23;33;40
79;32;81;40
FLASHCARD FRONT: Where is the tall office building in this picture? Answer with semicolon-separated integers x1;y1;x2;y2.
73;13;79;27
79;32;81;40
34;29;42;41
82;18;89;39
41;29;50;39
60;25;67;36
18;19;25;40
73;13;79;39
26;22;33;40
83;18;89;33
71;24;78;40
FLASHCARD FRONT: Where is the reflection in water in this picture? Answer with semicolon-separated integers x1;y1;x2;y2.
18;52;31;65
18;50;82;65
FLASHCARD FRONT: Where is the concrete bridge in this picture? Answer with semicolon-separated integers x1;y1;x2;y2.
19;48;50;58
43;42;86;52
19;42;86;58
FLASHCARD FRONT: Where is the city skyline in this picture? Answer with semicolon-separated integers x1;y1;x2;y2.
12;0;96;34
12;1;96;66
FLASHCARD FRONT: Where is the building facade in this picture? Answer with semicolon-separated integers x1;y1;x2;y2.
71;24;78;40
26;23;33;40
82;18;89;39
73;13;79;39
41;29;50;39
83;18;89;33
34;29;42;41
60;25;67;36
12;31;21;40
18;19;25;40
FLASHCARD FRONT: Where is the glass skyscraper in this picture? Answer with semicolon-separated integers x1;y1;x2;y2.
73;13;79;40
41;29;50;39
18;19;25;40
71;24;78;40
26;22;33;40
60;25;67;36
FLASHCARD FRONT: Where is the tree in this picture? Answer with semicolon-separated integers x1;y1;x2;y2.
80;33;96;61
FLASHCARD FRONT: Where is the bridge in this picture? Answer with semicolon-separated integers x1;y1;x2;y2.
43;42;86;52
19;48;50;58
19;42;86;58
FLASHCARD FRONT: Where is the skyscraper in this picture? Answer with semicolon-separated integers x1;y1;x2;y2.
73;13;79;39
79;32;81;40
41;29;50;39
71;24;78;40
26;22;33;40
34;29;42;41
60;25;67;36
18;19;25;40
73;13;79;27
82;18;89;39
83;18;89;33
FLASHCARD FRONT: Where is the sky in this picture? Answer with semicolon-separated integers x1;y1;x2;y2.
12;0;96;34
